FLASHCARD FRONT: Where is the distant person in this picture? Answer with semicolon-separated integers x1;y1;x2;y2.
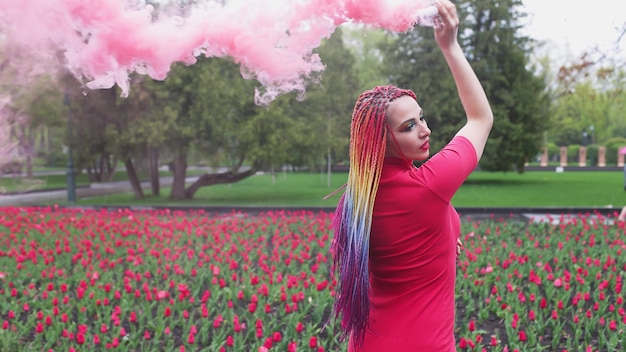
330;0;493;351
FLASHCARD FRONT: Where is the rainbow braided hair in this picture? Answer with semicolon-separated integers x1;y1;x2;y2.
331;85;417;348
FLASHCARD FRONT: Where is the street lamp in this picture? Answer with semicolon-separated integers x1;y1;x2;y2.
64;93;76;203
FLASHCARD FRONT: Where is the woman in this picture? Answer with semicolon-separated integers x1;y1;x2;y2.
331;1;493;351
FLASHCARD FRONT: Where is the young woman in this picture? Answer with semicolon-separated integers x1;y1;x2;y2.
331;1;493;351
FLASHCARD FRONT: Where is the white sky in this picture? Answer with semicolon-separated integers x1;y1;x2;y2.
521;0;626;62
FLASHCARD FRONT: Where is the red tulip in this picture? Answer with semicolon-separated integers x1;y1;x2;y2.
459;338;467;348
309;336;318;348
76;333;85;345
288;342;297;352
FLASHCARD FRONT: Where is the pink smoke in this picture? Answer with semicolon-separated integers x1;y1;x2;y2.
0;0;434;105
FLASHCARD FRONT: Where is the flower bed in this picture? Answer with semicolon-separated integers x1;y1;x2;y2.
0;207;623;351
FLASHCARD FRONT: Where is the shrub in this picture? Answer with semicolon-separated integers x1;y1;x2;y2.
605;138;626;165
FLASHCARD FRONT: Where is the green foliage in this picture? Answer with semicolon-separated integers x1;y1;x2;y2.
604;137;626;165
462;0;549;172
65;85;125;181
380;0;549;173
343;26;394;91
546;142;560;162
549;56;626;147
2;75;67;176
287;28;359;170
586;144;599;166
567;144;581;163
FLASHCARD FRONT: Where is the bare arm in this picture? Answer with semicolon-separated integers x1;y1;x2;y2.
434;0;493;161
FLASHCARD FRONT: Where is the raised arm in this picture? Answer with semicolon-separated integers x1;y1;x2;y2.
434;0;493;161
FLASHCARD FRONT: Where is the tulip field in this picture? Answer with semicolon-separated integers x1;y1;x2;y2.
0;206;624;351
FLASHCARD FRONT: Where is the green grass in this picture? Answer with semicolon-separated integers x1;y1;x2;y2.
78;172;348;207
455;170;625;207
73;170;626;208
0;174;90;193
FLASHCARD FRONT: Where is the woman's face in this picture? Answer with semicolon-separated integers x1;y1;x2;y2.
385;96;431;160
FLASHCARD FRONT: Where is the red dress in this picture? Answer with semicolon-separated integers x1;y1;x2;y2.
349;136;477;352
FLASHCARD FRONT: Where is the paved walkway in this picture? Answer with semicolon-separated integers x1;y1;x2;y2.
0;176;200;206
0;166;225;207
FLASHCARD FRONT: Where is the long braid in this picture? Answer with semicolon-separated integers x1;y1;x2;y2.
331;85;417;349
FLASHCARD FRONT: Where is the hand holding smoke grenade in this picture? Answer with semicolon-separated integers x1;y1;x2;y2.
414;4;442;28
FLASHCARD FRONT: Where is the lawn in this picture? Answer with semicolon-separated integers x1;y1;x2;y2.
0;207;623;351
72;170;626;208
456;170;625;208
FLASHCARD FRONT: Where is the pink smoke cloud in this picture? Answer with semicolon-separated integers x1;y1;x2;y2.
0;0;435;105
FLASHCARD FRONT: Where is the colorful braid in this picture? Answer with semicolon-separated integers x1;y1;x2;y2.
331;85;417;349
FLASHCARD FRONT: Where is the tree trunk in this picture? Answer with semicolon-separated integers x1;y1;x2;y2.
26;152;33;178
184;166;257;198
327;146;332;188
326;112;332;188
147;146;160;196
99;154;106;181
124;158;144;199
104;155;117;182
169;149;188;200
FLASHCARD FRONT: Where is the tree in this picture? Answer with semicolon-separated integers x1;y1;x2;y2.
146;56;303;199
0;97;17;168
0;45;66;176
545;33;626;148
288;28;359;186
2;76;66;178
106;76;156;199
343;26;394;91
380;0;549;172
63;83;123;183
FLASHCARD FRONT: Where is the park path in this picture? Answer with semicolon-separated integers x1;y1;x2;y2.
0;176;200;206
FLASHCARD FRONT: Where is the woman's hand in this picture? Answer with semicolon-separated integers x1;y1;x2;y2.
456;238;463;257
433;0;460;50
